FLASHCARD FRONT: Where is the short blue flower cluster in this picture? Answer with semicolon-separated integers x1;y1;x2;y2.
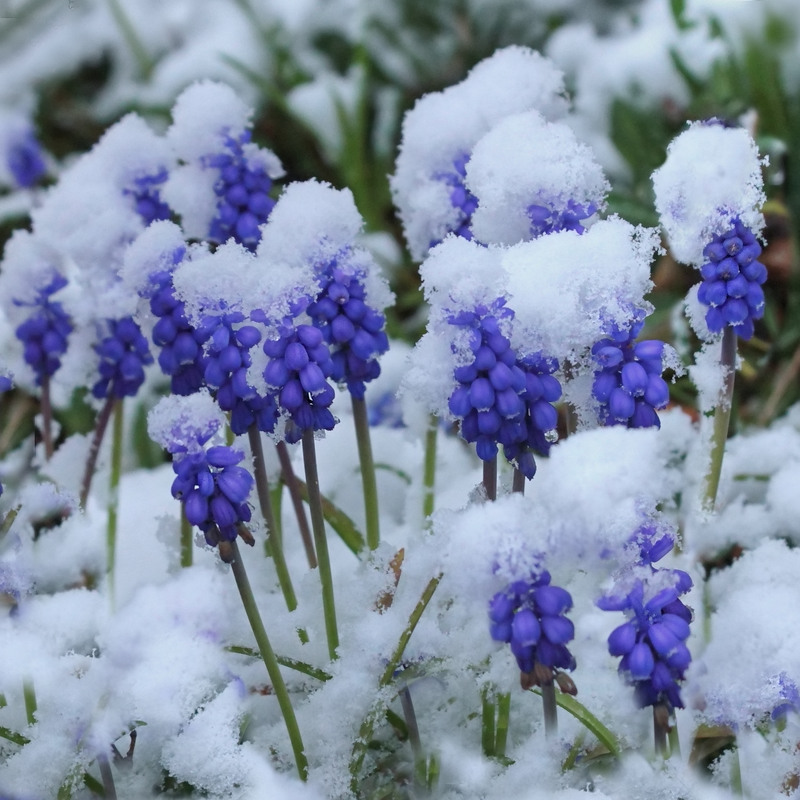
592;313;670;429
205;131;277;250
489;568;576;685
126;170;171;226
92;316;153;399
7;129;46;188
527;199;597;238
308;259;389;399
263;323;336;443
14;275;72;385
202;312;278;435
697;219;767;340
598;525;693;711
171;443;254;557
447;301;560;478
432;153;477;247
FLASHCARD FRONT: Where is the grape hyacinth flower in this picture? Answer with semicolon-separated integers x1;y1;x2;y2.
263;322;336;444
125;169;171;226
6;127;46;188
308;254;389;400
489;569;577;686
206;130;279;249
91;317;153;400
592;311;670;429
696;219;767;341
14;274;72;386
164;81;284;251
429;153;478;247
599;573;692;713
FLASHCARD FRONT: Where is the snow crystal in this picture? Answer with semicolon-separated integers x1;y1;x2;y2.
652;121;767;266
120;219;188;298
467;110;609;246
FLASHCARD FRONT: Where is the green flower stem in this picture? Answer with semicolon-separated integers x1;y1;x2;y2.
80;395;116;508
180;507;193;568
350;573;442;793
248;426;297;612
351;395;380;551
276;441;317;568
495;692;511;758
668;719;681;759
106;399;124;609
97;752;117;800
399;685;423;763
23;680;36;726
302;430;339;660
653;705;668;756
512;467;526;495
423;415;437;522
481;689;495;757
483;457;497;502
731;741;744;797
227;645;333;682
105;0;154;79
702;327;738;512
229;540;309;781
541;683;558;738
40;374;54;460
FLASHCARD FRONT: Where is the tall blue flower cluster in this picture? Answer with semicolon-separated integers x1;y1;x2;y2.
697;219;767;340
171;442;254;560
308;257;389;399
447;300;560;478
527;199;597;238
598;525;693;711
263;323;336;443
14;275;72;385
431;153;477;247
592;313;670;429
91;317;153;399
205;131;278;250
149;264;212;397
202;311;278;435
126;170;171;226
7;129;46;188
489;568;576;686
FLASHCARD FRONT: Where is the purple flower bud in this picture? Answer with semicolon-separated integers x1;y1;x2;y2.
511;608;541;647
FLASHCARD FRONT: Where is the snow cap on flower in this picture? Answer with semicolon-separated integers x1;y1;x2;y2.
121;220;189;300
503;217;660;360
652;121;766;266
31;113;173;289
391;46;568;260
163;80;284;243
148;391;225;455
467;111;609;246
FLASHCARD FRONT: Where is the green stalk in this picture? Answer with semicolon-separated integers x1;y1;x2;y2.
23;680;36;726
653;705;668;756
104;0;153;79
80;396;116;508
481;689;495;757
229;540;308;781
40;373;54;460
422;415;437;522
731;740;744;797
248;426;297;612
302;430;339;660
180;507;193;568
483;457;497;502
512;467;525;495
351;395;380;551
96;752;117;800
495;692;511;758
106;399;124;609
276;441;316;568
702;327;738;511
541;683;557;738
399;685;426;788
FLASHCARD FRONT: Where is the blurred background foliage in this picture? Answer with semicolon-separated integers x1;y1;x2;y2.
0;0;799;452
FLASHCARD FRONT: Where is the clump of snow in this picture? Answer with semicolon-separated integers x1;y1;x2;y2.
467;110;609;246
148;391;225;454
391;46;568;260
652;121;767;266
121;220;188;299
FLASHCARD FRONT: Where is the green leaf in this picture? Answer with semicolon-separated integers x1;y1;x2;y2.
530;688;621;757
